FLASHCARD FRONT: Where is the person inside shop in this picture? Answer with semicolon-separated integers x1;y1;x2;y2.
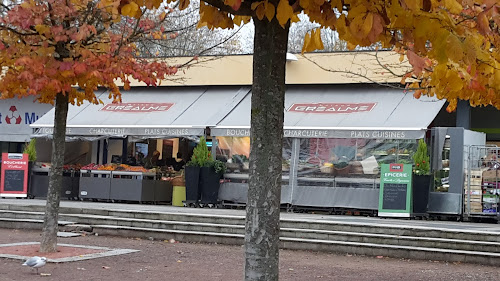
173;152;186;171
144;150;161;169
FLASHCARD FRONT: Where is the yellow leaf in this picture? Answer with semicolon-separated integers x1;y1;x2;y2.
225;0;237;7
291;13;300;23
276;0;293;27
159;12;166;21
179;0;190;10
121;2;139;17
445;34;464;62
35;25;50;35
265;2;275;22
300;0;310;9
444;0;462;14
361;13;373;37
311;28;324;51
256;4;266;20
233;15;251;26
399;54;405;62
302;28;323;53
301;32;311;54
251;1;264;10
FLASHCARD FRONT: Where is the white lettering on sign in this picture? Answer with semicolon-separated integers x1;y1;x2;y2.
384;172;408;178
3;161;27;165
225;129;250;136
288;103;376;113
100;103;174;112
144;128;191;135
284;130;328;138
89;128;126;135
350;131;406;139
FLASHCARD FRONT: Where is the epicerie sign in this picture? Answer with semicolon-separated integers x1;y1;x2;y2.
287;103;376;113
100;103;174;112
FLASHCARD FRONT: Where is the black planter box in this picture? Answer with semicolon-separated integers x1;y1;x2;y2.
185;166;201;202
109;178;155;202
79;170;111;200
155;180;173;203
413;174;431;214
29;169;80;199
199;167;222;204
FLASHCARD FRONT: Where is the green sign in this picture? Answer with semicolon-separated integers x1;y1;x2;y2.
378;163;413;217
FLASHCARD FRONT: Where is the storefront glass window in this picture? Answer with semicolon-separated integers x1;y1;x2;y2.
216;136;291;177
296;138;417;188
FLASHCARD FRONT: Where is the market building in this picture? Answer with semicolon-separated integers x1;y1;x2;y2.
18;51;500;219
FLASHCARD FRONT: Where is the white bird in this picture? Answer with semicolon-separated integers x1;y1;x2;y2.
22;256;47;274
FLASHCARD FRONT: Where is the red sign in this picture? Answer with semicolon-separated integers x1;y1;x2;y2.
1;153;29;197
389;163;404;172
100;103;174;112
287;103;376;113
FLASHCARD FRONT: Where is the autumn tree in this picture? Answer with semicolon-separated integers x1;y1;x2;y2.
0;0;183;252
166;0;500;280
288;14;348;52
136;0;245;56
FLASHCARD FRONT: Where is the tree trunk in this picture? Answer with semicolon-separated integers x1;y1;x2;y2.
40;92;69;253
244;17;289;281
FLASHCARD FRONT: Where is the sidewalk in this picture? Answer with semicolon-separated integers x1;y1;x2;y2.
2;227;500;281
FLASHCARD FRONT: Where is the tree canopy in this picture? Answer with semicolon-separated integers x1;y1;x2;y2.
0;0;178;105
179;0;499;111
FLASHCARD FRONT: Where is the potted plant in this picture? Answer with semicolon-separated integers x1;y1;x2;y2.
23;139;37;198
185;136;211;205
23;138;37;162
199;158;226;205
412;139;431;214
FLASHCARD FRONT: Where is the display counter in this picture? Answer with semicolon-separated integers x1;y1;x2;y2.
218;172;379;209
79;170;172;203
29;167;80;199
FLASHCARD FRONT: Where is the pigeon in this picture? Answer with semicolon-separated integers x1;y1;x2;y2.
22;256;47;274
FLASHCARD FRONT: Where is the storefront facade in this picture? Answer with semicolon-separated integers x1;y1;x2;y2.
27;52;498;216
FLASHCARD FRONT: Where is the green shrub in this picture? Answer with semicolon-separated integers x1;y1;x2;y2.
187;136;211;167
413;139;430;175
23;139;37;162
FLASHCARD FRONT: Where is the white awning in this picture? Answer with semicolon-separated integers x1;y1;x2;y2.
31;86;250;138
211;86;446;139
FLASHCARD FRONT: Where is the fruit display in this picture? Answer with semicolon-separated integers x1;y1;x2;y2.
63;164;82;171
81;163;149;173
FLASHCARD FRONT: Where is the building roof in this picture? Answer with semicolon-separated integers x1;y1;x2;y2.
128;51;410;87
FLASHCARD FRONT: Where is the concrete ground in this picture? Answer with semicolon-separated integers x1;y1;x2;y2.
2;228;500;281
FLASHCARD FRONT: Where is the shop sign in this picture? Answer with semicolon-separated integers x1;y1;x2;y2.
287;103;376;113
350;131;407;139
378;163;413;217
0;153;29;197
210;128;423;139
284;129;329;138
35;127;203;136
0;99;52;140
100;103;174;112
